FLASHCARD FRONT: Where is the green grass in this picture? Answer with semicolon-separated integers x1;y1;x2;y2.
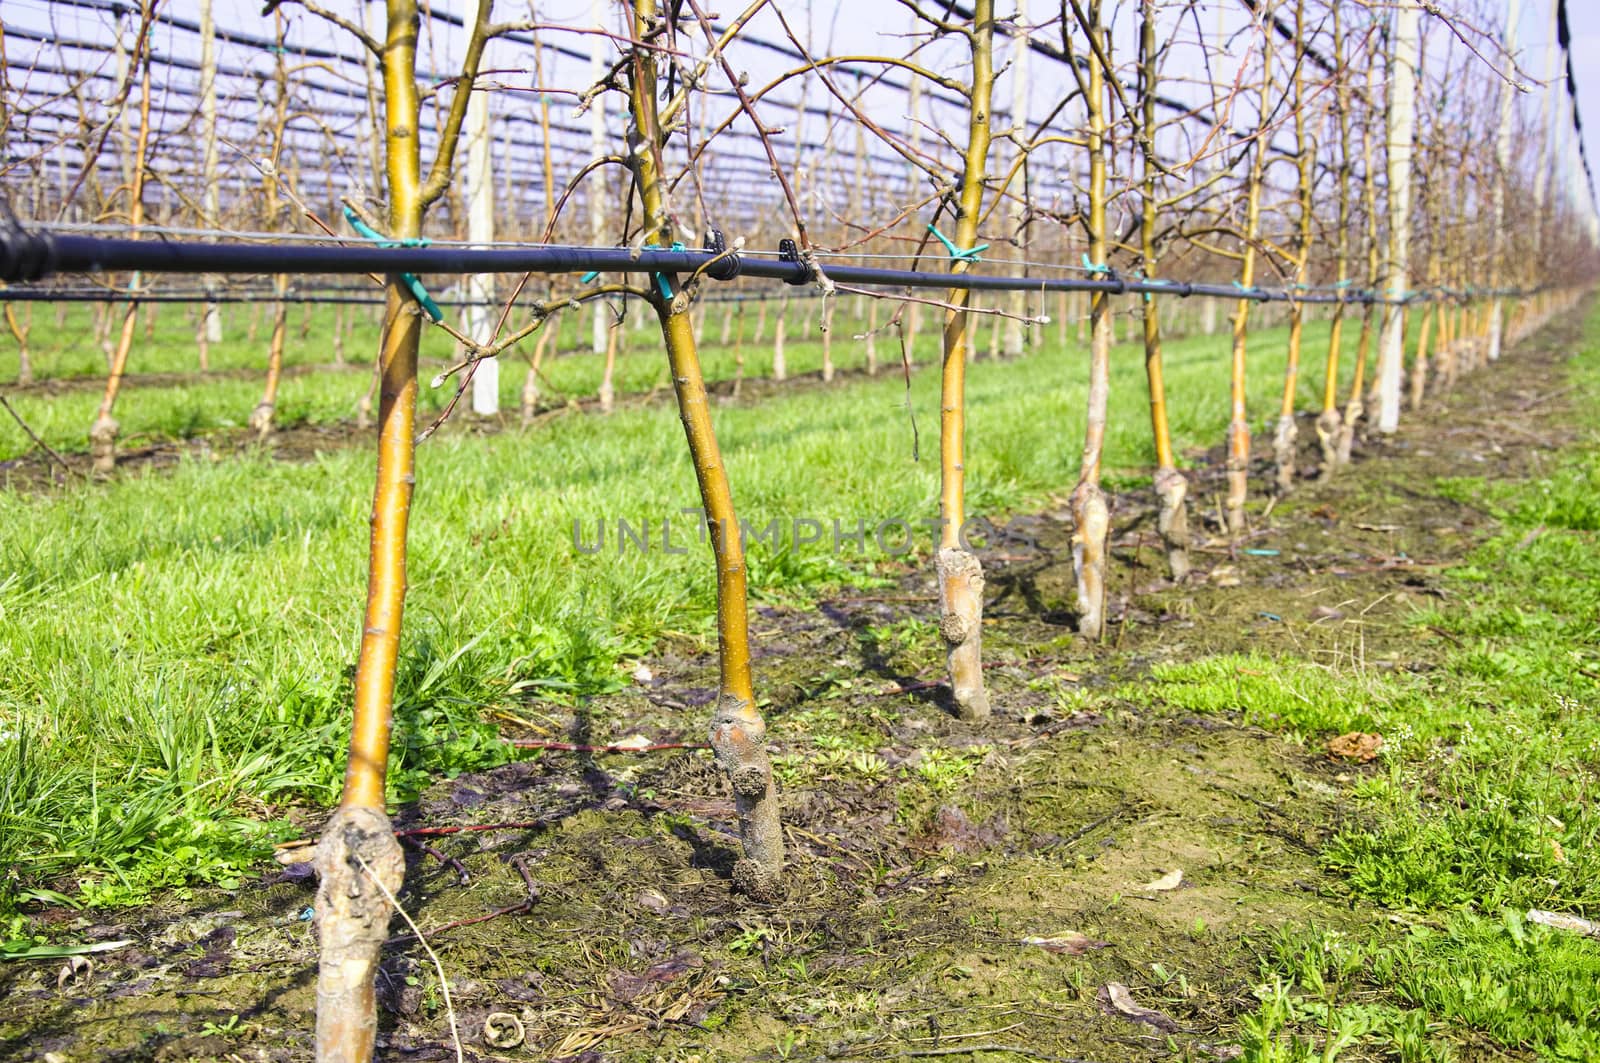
3;291;1344;461
0;291;1421;911
1140;303;1600;1061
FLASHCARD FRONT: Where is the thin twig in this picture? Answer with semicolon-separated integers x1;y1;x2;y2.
394;821;547;838
0;395;80;478
509;740;708;753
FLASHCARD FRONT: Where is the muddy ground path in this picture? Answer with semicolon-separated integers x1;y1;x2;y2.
1;303;1586;1062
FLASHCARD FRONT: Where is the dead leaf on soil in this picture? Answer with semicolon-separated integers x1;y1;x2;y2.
1098;982;1184;1033
483;1011;526;1048
1020;932;1110;955
1137;868;1184;892
1326;732;1384;763
56;955;91;990
1208;566;1241;588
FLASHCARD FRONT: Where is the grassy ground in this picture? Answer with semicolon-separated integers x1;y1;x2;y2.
3;290;1315;463
1;292;1593;1061
4;291;1355;906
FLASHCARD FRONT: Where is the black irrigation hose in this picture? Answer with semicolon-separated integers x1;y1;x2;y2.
0;226;1533;306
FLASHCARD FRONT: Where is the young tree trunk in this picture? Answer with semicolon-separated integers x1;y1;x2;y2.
1338;306;1372;464
1337;62;1382;466
4;304;31;386
772;299;788;382
731;302;746;398
332;303;346;367
599;322;618;413
820;297;835;382
465;84;499;416
314;1;495;1054
250;277;289;439
1071;0;1114;637
1409;302;1433;411
1138;0;1188;581
89;9;155;476
1225;26;1273;537
1485;0;1521;364
521;328;552;424
936;0;997;714
626;0;781;897
1374;0;1421;434
1003;0;1031;356
1274;0;1313;496
865;298;878;375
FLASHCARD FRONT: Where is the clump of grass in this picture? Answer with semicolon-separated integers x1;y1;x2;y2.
1219;303;1600;1060
0;307;1351;908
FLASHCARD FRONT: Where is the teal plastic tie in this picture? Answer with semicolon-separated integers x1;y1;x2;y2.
1080;253;1110;274
343;206;443;323
927;224;987;263
580;270;601;284
643;241;687;299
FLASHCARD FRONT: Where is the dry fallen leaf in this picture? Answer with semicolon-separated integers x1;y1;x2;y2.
1098;982;1183;1033
631;662;654;684
1208;565;1241;588
1138;868;1184;892
57;955;92;990
611;734;652;750
1326;732;1384;763
483;1012;525;1049
1020;932;1110;955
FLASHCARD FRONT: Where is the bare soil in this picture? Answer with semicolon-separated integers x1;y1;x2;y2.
0;304;1583;1062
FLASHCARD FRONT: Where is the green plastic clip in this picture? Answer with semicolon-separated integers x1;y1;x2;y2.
927;224;987;263
343;207;443;323
642;241;688;299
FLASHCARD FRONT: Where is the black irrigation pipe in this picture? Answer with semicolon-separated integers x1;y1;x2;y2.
0;227;1529;307
0;286;838;307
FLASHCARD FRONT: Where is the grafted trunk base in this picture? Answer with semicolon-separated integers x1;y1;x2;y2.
89;414;119;475
1335;397;1362;466
1153;466;1190;582
1224;419;1250;537
520;367;539;426
1272;415;1297;495
1315;408;1341;481
249;402;276;440
314;805;404;1063
708;694;783;900
936;548;990;721
1069;482;1110;638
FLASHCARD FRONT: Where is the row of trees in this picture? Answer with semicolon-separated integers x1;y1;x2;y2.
4;1;1597;1059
